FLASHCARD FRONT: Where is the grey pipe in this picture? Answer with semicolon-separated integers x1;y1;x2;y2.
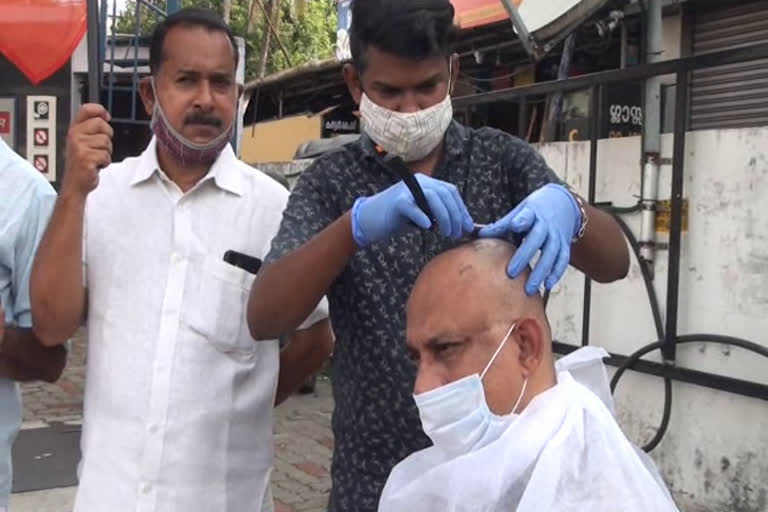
87;0;100;104
639;0;664;268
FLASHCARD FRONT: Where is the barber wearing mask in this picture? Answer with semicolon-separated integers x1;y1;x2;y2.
247;0;630;511
30;8;329;512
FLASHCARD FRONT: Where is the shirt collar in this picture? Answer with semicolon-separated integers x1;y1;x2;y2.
130;137;243;196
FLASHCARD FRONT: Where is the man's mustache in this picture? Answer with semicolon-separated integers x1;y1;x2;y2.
184;112;222;127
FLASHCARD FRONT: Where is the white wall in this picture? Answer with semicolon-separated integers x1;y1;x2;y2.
534;128;768;512
662;12;682;61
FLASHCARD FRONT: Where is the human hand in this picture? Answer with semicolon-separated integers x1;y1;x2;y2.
62;104;113;197
351;174;474;247
478;184;581;295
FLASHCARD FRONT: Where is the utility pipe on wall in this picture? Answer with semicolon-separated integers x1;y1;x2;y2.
639;0;664;270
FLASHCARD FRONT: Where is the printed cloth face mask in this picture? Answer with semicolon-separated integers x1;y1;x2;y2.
359;62;454;162
414;322;528;458
149;77;234;166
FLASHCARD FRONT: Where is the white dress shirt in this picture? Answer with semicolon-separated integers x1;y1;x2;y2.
74;138;327;512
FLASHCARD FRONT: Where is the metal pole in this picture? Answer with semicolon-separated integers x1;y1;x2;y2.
663;68;689;362
639;0;664;269
548;34;576;128
87;0;101;104
581;84;601;347
498;0;540;60
107;0;117;115
131;0;143;121
517;96;527;139
99;0;107;84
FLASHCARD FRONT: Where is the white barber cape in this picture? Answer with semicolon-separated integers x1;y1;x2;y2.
379;347;679;512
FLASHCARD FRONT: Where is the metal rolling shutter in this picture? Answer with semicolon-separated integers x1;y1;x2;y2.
691;0;768;130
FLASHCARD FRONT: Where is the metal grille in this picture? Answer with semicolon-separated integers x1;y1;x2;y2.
691;0;768;130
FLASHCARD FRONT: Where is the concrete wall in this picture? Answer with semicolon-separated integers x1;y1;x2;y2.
242;116;323;164
534;128;768;512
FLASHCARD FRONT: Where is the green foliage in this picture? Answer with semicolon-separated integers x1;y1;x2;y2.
110;0;337;79
269;0;336;73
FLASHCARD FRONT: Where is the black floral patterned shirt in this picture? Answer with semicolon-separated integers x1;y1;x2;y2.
265;122;560;512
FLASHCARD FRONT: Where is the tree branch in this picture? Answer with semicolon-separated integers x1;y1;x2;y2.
253;0;293;70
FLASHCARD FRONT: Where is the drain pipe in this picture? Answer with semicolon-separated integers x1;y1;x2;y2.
639;0;664;271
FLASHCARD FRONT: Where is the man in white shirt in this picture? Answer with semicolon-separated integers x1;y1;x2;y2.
29;8;330;512
379;239;678;512
0;139;67;512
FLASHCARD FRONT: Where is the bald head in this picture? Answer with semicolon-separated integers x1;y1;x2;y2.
410;239;547;330
407;239;555;415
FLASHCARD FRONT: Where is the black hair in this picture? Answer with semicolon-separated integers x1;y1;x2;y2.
350;0;457;71
149;7;238;75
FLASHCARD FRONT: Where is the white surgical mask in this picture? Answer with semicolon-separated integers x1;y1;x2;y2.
414;322;528;458
358;63;454;162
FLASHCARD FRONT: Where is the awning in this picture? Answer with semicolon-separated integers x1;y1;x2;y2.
452;0;611;41
452;0;517;30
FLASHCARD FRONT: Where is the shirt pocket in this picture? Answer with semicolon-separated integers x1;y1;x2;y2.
187;256;257;361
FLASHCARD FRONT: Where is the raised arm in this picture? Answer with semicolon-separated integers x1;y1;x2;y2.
30;104;113;346
247;160;472;340
247;167;356;340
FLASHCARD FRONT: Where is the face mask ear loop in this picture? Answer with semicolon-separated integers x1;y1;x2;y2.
511;377;528;415
480;322;516;380
149;77;160;128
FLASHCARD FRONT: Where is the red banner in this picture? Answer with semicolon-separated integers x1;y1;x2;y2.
0;0;87;85
451;0;522;30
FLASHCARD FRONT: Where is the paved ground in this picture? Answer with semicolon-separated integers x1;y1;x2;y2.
13;331;334;512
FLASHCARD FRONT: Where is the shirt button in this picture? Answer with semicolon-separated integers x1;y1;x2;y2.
148;424;159;434
141;483;152;494
171;252;181;263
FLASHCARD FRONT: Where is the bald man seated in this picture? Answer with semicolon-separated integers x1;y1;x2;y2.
378;239;679;512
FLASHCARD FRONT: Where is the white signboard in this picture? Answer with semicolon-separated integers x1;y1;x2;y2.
26;95;57;182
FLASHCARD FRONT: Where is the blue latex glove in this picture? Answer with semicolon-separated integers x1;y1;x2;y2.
351;174;474;248
478;184;582;295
